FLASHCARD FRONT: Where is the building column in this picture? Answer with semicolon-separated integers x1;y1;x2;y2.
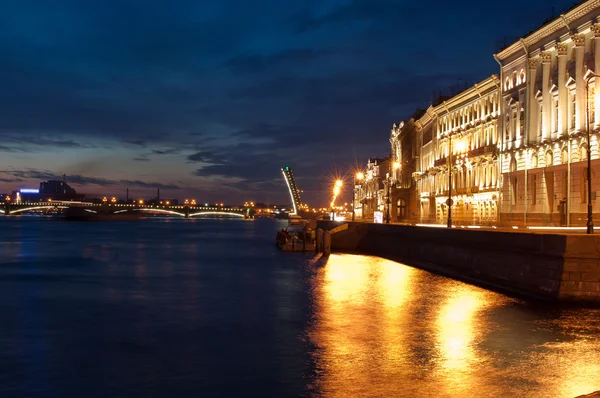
573;34;586;132
541;51;552;141
592;23;600;127
527;58;539;144
557;43;568;136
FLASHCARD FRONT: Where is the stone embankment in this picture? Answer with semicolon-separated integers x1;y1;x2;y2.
316;221;600;304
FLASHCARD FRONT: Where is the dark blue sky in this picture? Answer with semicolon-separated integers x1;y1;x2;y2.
0;0;576;205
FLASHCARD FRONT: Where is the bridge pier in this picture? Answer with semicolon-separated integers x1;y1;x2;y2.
184;206;190;218
3;202;9;215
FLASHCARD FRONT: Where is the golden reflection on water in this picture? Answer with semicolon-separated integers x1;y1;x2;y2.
308;253;600;398
309;254;418;396
435;288;487;371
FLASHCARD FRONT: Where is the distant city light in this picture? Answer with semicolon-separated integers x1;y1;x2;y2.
20;189;39;194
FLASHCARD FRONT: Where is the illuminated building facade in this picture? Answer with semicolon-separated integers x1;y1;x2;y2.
355;0;600;227
496;0;600;226
389;110;423;223
417;76;501;225
355;157;390;221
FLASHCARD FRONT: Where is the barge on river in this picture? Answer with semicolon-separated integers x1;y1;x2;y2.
276;229;315;252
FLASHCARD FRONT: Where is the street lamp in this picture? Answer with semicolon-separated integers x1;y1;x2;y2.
353;171;364;222
331;180;343;219
585;73;597;234
447;134;453;228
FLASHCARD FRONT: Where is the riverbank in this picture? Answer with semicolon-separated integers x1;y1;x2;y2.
316;221;600;304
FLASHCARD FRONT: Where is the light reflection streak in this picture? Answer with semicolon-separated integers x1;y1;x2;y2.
309;254;417;396
435;289;487;371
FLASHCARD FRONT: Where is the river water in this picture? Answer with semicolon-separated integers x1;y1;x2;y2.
0;216;599;397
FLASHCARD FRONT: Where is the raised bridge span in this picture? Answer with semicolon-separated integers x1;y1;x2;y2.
281;166;303;215
3;201;254;218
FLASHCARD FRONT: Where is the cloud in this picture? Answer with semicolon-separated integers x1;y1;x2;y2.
151;148;181;155
0;177;23;183
0;145;24;152
2;169;180;191
187;150;221;163
123;140;148;147
132;157;150;162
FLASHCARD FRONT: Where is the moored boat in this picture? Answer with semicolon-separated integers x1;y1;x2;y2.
275;228;315;252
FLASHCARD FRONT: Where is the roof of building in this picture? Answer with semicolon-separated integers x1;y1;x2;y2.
495;0;599;60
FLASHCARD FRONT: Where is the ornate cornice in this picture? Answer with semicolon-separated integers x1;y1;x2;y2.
496;0;600;60
556;42;568;56
592;23;600;37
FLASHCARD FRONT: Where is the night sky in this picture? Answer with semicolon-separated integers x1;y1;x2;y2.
0;0;577;205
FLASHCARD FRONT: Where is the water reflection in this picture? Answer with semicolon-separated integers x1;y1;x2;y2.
1;218;599;397
308;253;600;397
309;254;418;396
436;288;487;371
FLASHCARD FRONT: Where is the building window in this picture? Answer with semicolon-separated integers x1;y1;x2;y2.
581;144;588;161
546;151;553;167
531;174;537;205
510;157;517;172
397;198;407;219
520;109;525;136
511;177;518;205
531;153;538;169
561;147;569;164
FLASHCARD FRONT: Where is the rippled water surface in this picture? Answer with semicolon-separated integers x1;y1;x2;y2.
0;217;599;397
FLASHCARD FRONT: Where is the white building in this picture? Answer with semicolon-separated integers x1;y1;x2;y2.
415;76;501;225
496;0;600;226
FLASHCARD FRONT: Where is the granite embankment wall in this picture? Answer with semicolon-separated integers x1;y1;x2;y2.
316;222;600;304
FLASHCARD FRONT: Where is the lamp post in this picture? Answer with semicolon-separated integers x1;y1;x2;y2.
332;179;342;220
353;172;364;222
585;73;597;234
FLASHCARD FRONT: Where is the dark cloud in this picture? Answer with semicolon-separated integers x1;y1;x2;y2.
151;148;181;155
123;140;147;147
0;177;23;183
187;150;221;163
0;145;24;152
120;179;180;190
3;169;180;191
133;157;150;162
